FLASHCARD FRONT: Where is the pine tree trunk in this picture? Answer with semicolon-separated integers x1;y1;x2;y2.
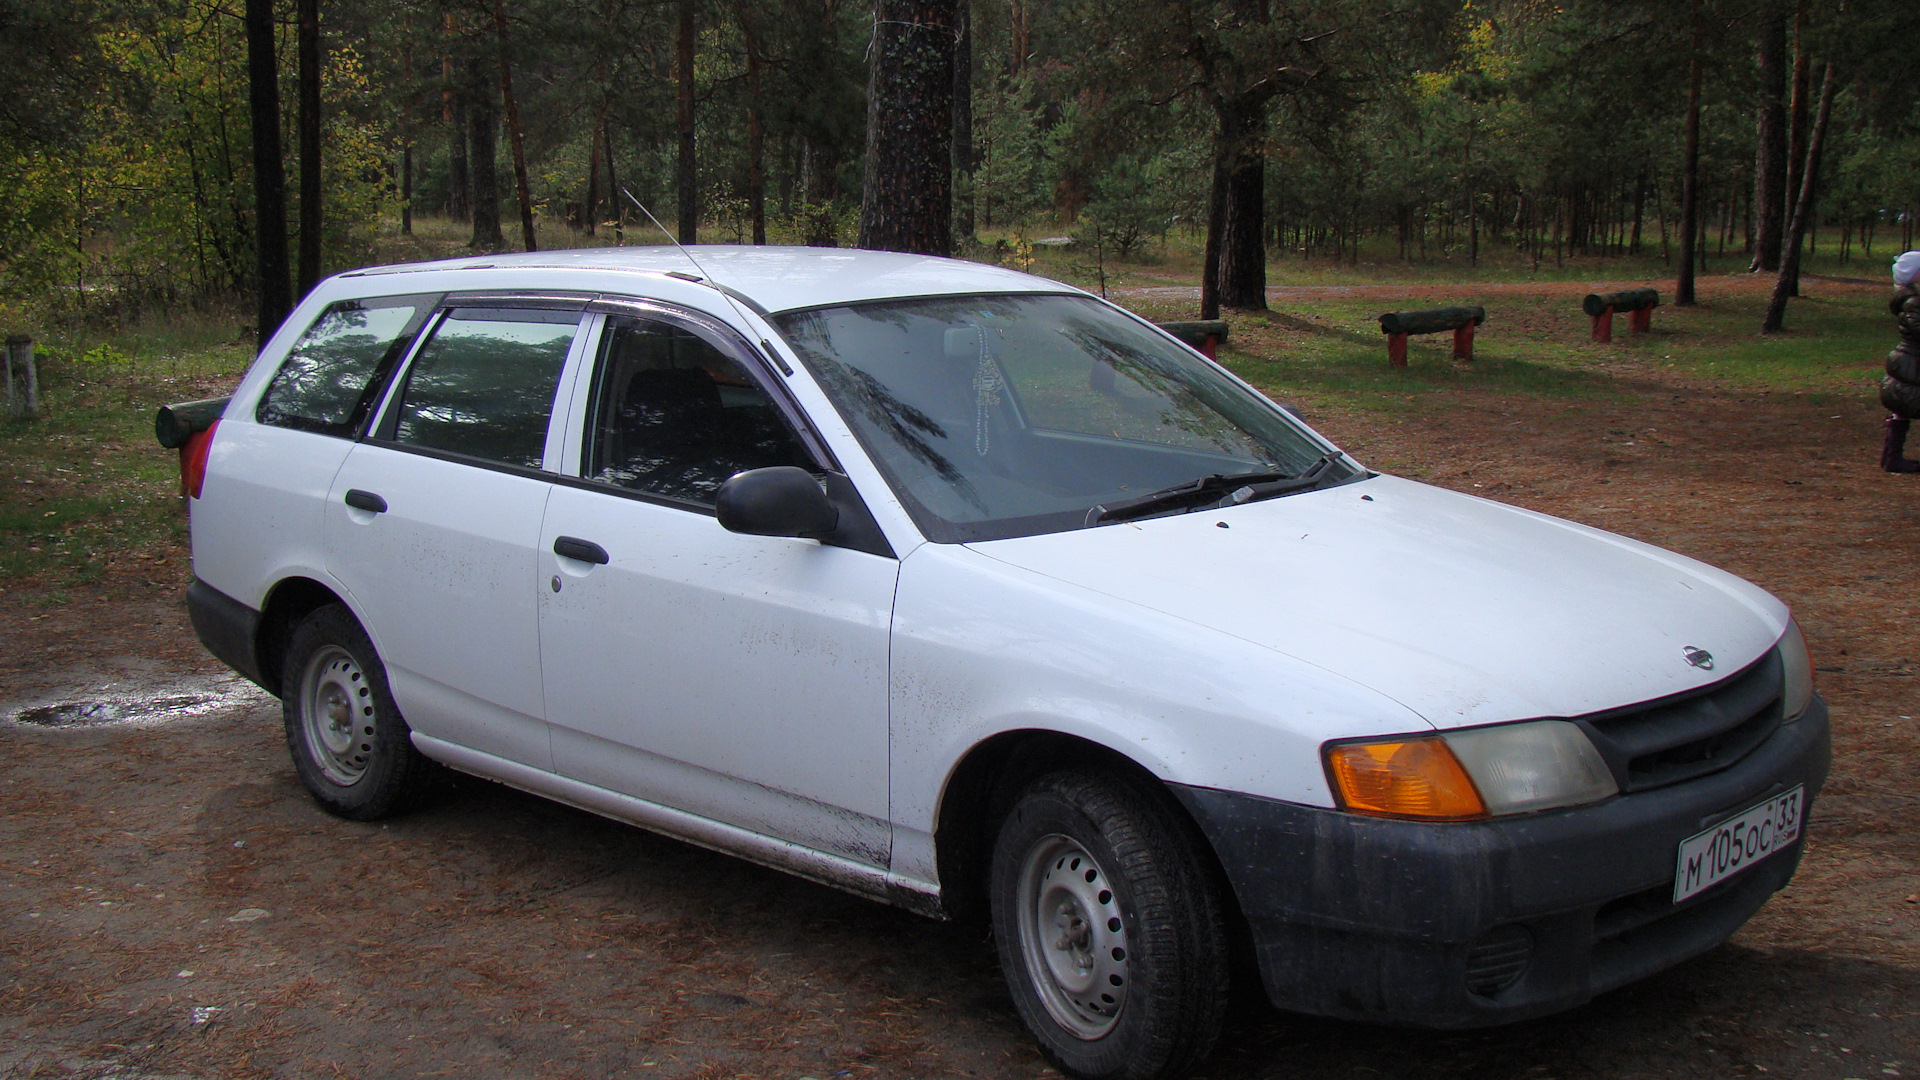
1764;63;1837;333
1208;94;1268;311
1218;134;1266;308
444;28;469;223
494;0;536;252
401;34;415;237
676;0;697;243
603;121;623;242
401;142;413;236
583;123;602;236
244;0;291;342
296;0;322;296
858;0;955;255
1750;2;1787;271
468;57;503;249
953;0;974;244
1676;0;1703;306
1784;0;1809;236
1631;169;1645;254
1011;0;1028;76
739;5;766;245
1200;154;1227;320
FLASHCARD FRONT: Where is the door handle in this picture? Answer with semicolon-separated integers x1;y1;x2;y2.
344;489;387;513
553;536;610;565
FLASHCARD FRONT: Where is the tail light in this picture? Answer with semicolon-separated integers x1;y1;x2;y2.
180;419;219;499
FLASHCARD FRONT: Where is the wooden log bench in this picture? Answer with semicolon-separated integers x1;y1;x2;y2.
1377;306;1485;368
1157;320;1230;359
1583;288;1659;343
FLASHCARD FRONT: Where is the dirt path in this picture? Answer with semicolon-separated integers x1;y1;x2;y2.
2;319;1916;1079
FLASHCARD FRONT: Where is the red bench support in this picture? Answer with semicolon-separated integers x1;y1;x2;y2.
1453;323;1475;360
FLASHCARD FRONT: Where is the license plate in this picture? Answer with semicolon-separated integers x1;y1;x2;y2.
1672;786;1802;903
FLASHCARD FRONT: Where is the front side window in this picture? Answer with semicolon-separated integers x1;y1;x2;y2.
583;316;811;504
775;293;1353;542
388;308;579;469
257;296;428;436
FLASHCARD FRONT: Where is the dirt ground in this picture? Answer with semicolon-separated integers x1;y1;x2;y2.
2;277;1916;1080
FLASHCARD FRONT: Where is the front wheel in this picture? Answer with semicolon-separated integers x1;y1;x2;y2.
989;770;1229;1080
281;604;440;820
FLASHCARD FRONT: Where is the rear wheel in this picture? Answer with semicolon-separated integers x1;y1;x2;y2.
989;770;1229;1080
282;604;440;820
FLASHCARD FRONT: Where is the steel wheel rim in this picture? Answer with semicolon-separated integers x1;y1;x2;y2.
299;645;375;787
1014;833;1130;1040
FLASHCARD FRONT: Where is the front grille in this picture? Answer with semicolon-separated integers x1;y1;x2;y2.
1463;925;1533;997
1576;649;1784;792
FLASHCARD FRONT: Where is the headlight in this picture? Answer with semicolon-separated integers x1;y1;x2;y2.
1326;720;1618;821
1778;619;1813;721
1443;720;1618;815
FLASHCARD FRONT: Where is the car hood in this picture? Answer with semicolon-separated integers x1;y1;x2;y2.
965;474;1788;729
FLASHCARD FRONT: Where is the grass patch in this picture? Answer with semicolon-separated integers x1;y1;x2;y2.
0;322;251;590
1107;280;1887;414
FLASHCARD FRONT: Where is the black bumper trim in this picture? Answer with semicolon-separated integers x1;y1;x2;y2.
1172;696;1830;1028
185;578;267;691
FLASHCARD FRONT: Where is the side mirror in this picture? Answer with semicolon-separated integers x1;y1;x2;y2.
715;467;840;540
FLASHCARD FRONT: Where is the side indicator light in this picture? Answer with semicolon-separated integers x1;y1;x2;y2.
1326;737;1489;821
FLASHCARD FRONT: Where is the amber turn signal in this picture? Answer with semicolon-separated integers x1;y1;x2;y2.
1325;737;1489;820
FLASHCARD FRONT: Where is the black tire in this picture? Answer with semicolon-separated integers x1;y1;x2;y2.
281;604;440;820
989;770;1229;1080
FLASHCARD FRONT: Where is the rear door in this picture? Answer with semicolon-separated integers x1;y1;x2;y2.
537;303;898;867
194;294;432;608
325;302;590;770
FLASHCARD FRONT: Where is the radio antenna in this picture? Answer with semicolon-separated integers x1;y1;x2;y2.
618;186;789;374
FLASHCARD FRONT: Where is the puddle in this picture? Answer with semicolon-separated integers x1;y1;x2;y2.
7;678;270;729
15;695;219;727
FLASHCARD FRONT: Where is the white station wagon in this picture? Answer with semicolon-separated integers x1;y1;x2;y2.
171;247;1829;1080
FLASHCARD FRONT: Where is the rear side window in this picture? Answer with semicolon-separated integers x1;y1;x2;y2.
257;296;428;436
388;308;580;470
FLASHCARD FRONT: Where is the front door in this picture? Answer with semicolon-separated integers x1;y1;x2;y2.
538;310;897;867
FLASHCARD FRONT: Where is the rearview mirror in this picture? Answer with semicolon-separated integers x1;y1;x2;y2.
715;467;839;540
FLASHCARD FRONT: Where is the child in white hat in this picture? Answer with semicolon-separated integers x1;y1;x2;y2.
1881;251;1920;473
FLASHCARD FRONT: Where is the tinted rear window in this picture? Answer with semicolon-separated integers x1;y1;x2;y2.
257;297;429;436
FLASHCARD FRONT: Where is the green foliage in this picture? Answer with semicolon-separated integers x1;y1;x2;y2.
0;2;392;320
1;0;1917;329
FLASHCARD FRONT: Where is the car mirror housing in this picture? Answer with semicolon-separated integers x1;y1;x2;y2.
716;466;840;540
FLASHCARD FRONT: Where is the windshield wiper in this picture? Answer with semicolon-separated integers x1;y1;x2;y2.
1087;468;1287;524
1088;456;1342;526
1223;454;1344;506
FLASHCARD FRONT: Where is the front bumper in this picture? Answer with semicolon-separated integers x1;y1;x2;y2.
1172;695;1831;1028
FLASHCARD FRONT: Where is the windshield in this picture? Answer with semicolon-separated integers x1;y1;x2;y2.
774;294;1357;542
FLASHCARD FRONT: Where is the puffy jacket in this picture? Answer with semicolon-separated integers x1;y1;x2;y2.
1884;286;1920;418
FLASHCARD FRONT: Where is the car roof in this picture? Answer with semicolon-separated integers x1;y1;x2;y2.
339;245;1071;315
